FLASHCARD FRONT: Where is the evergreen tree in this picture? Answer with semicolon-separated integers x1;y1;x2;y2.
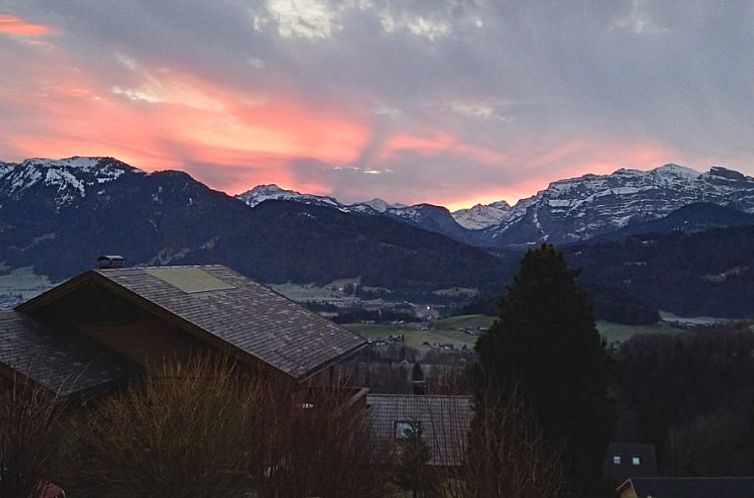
474;244;615;497
393;425;432;498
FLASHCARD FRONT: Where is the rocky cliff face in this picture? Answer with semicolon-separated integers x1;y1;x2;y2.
481;164;754;247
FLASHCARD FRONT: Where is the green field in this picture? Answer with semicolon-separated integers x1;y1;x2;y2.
344;314;685;350
596;320;683;344
344;314;494;350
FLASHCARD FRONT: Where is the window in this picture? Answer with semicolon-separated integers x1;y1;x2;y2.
395;420;420;440
613;456;622;465
632;456;641;466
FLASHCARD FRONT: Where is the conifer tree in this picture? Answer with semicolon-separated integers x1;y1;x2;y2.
393;425;432;498
474;244;615;497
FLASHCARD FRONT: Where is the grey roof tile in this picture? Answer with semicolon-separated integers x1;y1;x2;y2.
367;394;473;466
0;311;138;396
94;265;366;379
623;478;754;498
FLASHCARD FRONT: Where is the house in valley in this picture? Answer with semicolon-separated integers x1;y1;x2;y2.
604;442;658;483
367;393;473;467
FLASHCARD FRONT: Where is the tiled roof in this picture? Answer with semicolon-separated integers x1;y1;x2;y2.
619;478;754;498
90;265;366;379
0;311;138;396
367;394;473;466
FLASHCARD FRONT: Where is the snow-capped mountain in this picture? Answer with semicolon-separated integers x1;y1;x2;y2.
0;157;506;299
235;184;343;210
236;185;472;243
451;201;512;230
0;157;143;209
482;164;754;247
235;164;754;247
10;157;754;253
349;198;407;213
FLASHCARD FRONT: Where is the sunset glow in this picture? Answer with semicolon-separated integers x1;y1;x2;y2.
1;2;751;208
0;14;52;37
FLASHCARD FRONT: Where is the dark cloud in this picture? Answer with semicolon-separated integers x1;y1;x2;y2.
1;0;754;206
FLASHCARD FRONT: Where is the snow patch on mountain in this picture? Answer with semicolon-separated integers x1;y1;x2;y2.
236;184;343;210
452;201;512;230
482;163;754;246
351;198;407;213
0;157;143;208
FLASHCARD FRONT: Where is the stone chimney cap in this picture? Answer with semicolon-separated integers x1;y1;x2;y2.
96;255;126;269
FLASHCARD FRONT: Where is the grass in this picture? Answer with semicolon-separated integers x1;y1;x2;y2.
433;314;496;330
345;315;482;348
0;266;55;300
345;314;686;350
596;320;683;344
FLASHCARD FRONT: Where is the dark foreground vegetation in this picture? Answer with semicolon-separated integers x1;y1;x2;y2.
2;244;753;497
0;356;567;498
614;322;754;476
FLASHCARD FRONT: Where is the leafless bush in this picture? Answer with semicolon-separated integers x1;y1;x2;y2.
64;355;259;497
405;387;566;498
460;391;567;498
671;407;754;476
253;378;392;498
64;354;390;498
0;375;65;498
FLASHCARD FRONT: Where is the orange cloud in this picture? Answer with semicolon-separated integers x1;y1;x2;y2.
0;36;687;210
0;14;52;37
441;139;677;210
0;52;372;195
380;130;507;166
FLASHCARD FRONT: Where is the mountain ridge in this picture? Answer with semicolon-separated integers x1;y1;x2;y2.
0;156;510;301
2;155;754;319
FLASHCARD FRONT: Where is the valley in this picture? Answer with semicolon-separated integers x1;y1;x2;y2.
1;156;754;325
345;314;687;355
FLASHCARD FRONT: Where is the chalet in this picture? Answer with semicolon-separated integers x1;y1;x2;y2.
0;262;367;397
603;442;658;482
616;477;754;498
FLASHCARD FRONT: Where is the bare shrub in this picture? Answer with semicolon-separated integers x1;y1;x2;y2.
0;375;64;498
64;355;389;498
403;387;566;498
64;355;259;497
461;391;567;498
253;378;392;498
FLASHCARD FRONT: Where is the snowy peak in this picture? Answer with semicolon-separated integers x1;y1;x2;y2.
351;198;406;213
0;156;143;207
651;163;702;180
236;184;342;209
452;201;512;230
483;164;754;247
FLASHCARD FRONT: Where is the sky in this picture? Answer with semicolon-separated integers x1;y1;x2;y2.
0;1;753;210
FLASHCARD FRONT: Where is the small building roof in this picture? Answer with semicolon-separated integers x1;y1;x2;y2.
617;477;754;498
18;265;367;380
0;311;138;396
367;394;473;466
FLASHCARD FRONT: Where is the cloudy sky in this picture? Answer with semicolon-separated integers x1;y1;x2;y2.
0;0;753;209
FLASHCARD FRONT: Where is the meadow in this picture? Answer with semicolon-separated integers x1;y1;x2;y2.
344;314;685;349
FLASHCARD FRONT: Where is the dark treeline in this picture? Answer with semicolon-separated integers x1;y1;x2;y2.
613;323;754;476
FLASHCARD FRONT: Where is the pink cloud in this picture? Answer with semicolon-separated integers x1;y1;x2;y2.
0;14;52;37
0;30;688;209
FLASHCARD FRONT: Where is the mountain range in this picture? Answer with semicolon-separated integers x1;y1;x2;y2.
2;156;754;319
0;157;510;299
237;164;754;248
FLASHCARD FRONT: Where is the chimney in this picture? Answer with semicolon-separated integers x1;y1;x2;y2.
96;255;126;269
